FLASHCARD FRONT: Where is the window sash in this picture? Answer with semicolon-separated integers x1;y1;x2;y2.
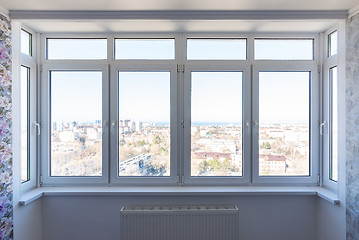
183;64;251;185
20;65;30;183
322;25;341;191
110;64;179;185
252;63;319;184
40;64;110;185
20;60;37;191
20;25;37;191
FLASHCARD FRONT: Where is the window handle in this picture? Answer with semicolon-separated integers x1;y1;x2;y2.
111;121;117;132
34;121;41;136
245;121;251;135
319;121;326;135
103;121;109;135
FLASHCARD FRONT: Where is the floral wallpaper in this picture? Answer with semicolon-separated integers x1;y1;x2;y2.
0;14;12;240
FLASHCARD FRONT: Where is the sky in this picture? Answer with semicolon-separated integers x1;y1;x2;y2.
191;72;242;123
51;71;102;122
119;72;170;122
46;38;313;124
187;39;246;60
47;39;107;59
255;39;313;60
259;72;310;123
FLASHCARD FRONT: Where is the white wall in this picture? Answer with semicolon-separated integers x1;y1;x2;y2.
316;198;346;240
13;200;44;240
41;195;316;240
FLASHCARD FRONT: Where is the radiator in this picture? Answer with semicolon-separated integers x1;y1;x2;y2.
120;205;239;240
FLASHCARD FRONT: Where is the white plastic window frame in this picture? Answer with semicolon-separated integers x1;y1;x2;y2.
322;23;345;191
182;34;250;185
253;38;315;61
252;62;319;185
110;63;179;185
20;26;37;192
40;63;110;185
110;34;180;185
183;34;251;185
251;34;320;185
38;33;323;186
40;34;111;186
183;64;251;185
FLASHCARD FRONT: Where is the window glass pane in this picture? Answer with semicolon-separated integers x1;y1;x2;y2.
191;72;243;177
21;30;32;56
118;72;170;176
115;39;175;60
259;72;310;176
21;66;30;182
255;39;314;60
330;66;338;182
187;39;246;60
50;71;102;176
47;39;107;60
328;31;338;57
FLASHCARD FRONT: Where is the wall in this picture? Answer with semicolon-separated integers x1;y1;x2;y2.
346;12;359;240
42;195;316;240
13;200;43;240
0;13;13;240
316;198;346;240
4;11;356;240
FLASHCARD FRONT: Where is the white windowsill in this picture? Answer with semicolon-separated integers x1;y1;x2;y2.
19;186;339;206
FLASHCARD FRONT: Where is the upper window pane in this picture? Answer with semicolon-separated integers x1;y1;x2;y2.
191;72;243;177
255;39;314;60
328;31;338;57
50;71;102;176
47;39;107;60
21;66;30;183
21;29;32;56
187;39;246;60
330;66;338;182
259;72;310;176
118;72;171;176
115;39;175;60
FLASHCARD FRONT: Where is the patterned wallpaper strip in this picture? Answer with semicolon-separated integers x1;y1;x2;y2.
0;13;13;240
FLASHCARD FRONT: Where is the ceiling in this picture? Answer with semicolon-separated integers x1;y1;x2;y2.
19;20;338;34
1;0;357;33
0;0;358;11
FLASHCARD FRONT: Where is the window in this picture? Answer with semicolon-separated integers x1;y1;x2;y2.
254;39;314;60
117;72;171;177
20;26;37;191
115;39;175;60
187;39;246;60
50;71;103;176
252;65;319;184
329;66;338;182
47;39;107;60
20;66;30;183
258;72;310;176
323;26;341;190
328;31;338;57
38;35;322;186
21;29;32;56
190;72;243;177
40;65;109;185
